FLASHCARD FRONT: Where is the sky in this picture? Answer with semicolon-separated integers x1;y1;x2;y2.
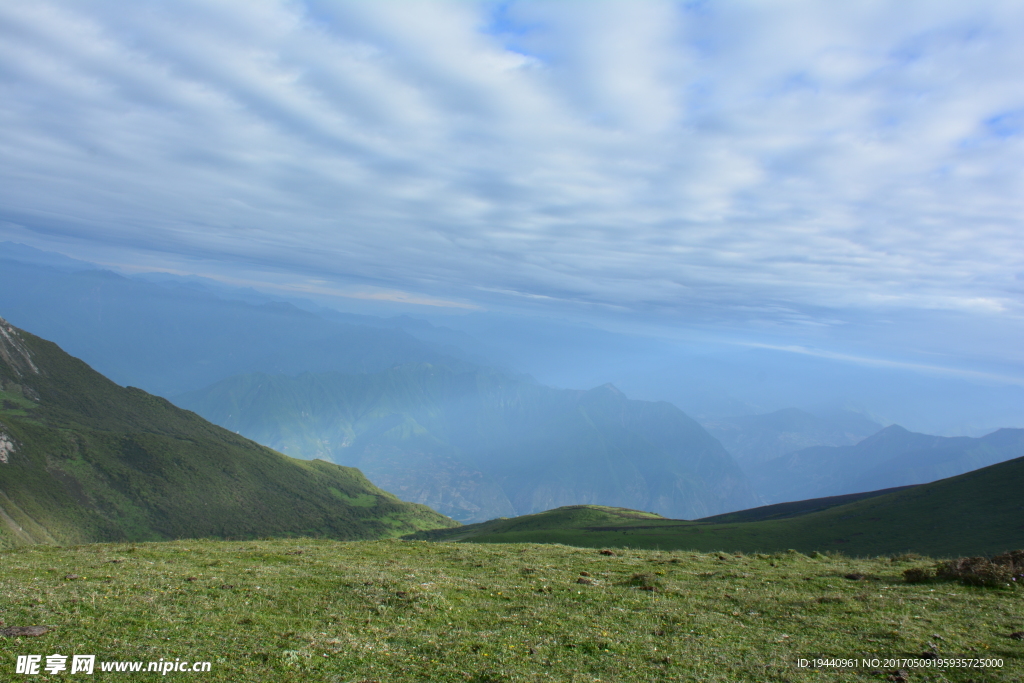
2;0;1024;379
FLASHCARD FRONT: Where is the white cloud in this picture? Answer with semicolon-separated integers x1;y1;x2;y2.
1;0;1022;342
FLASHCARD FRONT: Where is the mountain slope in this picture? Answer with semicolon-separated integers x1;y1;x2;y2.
751;424;1024;503
694;484;917;524
0;316;456;547
408;454;1024;557
175;368;759;523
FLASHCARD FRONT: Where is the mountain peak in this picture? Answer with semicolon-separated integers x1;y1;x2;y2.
876;423;910;435
853;423;914;447
592;382;623;396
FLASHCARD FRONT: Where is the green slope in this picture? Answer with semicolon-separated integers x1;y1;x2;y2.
696;485;917;523
407;454;1024;557
0;316;456;547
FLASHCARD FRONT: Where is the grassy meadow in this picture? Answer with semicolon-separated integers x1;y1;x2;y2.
2;538;1021;682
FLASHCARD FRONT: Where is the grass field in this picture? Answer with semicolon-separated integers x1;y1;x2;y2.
2;538;1021;682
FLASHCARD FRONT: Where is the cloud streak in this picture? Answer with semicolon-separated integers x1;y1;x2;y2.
1;0;1022;347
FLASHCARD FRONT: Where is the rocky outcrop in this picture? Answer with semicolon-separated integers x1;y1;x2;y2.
0;430;14;464
0;317;39;379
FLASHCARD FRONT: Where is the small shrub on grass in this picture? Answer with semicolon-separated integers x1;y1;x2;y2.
993;549;1024;586
991;549;1024;572
936;550;1024;588
902;567;932;584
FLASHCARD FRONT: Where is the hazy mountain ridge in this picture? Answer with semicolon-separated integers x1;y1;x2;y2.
0;315;455;546
751;423;1024;504
701;407;883;467
175;366;760;523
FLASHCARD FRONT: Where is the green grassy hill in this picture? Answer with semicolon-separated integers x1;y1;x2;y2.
408;454;1024;557
0;316;456;547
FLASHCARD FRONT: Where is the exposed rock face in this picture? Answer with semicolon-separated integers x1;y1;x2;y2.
0;431;13;464
0;317;40;379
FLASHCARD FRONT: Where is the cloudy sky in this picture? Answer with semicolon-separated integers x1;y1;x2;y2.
2;0;1023;373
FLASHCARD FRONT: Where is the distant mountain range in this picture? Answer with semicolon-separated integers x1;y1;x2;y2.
173;367;760;523
0;316;455;546
699;407;1023;504
749;423;1024;504
701;407;883;467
